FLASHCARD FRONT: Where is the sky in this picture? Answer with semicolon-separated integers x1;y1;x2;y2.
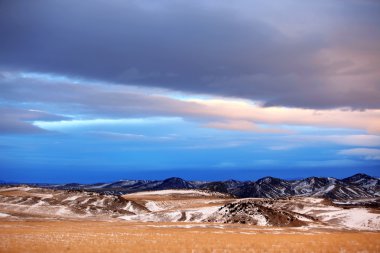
0;0;379;183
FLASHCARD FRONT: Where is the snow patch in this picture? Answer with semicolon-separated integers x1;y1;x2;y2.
120;211;183;222
183;206;221;222
302;198;325;204
0;212;10;217
0;186;34;192
64;195;81;201
145;201;165;212
318;208;380;230
324;185;335;192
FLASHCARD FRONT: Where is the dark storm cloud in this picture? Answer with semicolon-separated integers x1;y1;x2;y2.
0;73;208;120
0;0;379;109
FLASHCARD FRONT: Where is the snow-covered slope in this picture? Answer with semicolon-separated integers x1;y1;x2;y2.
0;186;148;219
207;200;311;226
120;189;232;222
342;173;380;196
257;197;380;230
1;186;379;231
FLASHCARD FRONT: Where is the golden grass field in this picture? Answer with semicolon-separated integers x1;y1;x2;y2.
0;220;379;253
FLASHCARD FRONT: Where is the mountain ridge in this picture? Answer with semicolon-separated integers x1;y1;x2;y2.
12;173;374;200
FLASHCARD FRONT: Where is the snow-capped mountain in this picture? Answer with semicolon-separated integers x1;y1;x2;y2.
198;174;379;200
342;173;380;196
246;176;294;198
21;173;380;200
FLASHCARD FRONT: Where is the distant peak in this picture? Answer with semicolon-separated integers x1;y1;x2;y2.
345;173;373;180
257;176;279;183
352;173;370;177
163;177;186;182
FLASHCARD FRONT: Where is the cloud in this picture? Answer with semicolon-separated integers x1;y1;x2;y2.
89;131;177;142
0;0;379;109
338;148;380;160
323;135;380;147
213;162;237;168
204;120;290;134
294;135;380;147
1;72;380;134
268;144;300;151
190;99;380;134
0;107;68;134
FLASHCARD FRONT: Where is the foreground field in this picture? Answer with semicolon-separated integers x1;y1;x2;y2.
1;187;379;252
0;220;379;253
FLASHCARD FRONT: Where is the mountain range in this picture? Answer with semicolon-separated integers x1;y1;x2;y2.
40;173;380;200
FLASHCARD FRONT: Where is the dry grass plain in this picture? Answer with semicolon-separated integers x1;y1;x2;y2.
0;220;379;253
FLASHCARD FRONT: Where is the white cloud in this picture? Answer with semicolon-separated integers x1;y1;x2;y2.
268;144;300;151
296;135;380;147
338;148;380;160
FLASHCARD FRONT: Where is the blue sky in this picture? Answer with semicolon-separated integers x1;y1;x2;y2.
0;0;379;182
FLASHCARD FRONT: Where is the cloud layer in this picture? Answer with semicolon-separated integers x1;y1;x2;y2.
1;0;379;109
339;148;380;160
1;72;380;135
0;107;66;134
